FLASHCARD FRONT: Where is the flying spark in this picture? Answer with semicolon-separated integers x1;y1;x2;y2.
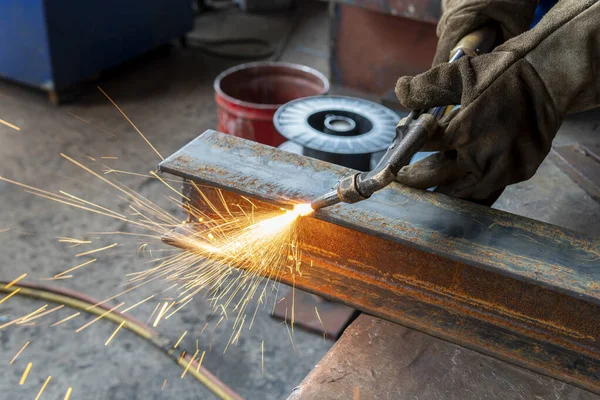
51;312;80;327
57;237;92;247
0;288;20;305
40;275;73;281
35;375;52;400
75;243;118;257
174;331;187;349
10;341;30;364
0;117;20;131
75;302;124;333
6;273;27;288
20;362;32;385
181;349;199;378
121;295;154;313
97;86;163;160
54;259;97;278
153;301;170;327
315;306;327;341
20;304;64;324
196;351;206;372
105;321;126;345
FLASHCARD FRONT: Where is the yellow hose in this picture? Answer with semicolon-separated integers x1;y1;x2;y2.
0;283;243;400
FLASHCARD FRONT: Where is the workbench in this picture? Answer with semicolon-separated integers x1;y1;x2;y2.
289;314;598;399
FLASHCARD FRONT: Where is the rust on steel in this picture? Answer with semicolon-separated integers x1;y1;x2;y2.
159;130;600;393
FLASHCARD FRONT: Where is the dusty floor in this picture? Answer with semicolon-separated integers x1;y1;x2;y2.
0;3;331;400
0;1;599;400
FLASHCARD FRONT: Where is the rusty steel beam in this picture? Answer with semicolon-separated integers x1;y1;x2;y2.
159;130;600;393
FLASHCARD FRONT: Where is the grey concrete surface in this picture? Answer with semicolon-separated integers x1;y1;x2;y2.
0;2;331;400
495;109;600;236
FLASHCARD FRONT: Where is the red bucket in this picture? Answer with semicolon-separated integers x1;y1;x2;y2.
214;62;330;147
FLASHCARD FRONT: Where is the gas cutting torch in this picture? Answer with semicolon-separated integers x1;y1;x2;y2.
310;27;497;211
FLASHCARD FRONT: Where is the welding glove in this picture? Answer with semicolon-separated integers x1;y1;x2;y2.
433;0;538;66
395;0;600;204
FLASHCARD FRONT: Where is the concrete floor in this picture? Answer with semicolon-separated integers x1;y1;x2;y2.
495;110;600;236
0;3;331;400
0;1;599;400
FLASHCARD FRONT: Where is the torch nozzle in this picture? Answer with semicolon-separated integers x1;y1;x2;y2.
310;190;341;211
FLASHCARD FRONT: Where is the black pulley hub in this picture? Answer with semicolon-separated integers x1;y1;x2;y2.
273;96;400;171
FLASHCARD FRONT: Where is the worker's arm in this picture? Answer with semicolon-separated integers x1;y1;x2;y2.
433;0;538;65
394;0;600;204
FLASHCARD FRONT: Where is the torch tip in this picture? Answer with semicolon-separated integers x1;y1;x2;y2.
293;203;314;217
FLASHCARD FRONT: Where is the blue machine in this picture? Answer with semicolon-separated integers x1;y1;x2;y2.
532;0;559;26
0;0;193;98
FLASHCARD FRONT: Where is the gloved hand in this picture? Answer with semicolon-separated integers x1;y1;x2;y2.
433;0;537;65
395;0;600;204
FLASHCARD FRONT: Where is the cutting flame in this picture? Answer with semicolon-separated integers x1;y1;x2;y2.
169;203;314;258
292;203;314;217
0;165;315;351
217;203;313;255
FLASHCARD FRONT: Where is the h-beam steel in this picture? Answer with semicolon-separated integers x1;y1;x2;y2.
159;130;600;393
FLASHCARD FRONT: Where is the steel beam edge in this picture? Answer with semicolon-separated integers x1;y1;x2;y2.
158;130;600;393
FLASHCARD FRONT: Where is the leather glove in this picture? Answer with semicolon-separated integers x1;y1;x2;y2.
395;0;600;204
433;0;538;65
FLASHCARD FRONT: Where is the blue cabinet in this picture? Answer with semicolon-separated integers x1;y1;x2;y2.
0;0;193;95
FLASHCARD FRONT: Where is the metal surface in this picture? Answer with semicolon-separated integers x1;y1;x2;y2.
288;315;599;400
330;4;438;94
272;290;356;339
550;143;600;202
159;131;600;393
274;96;399;170
321;0;442;24
214;62;330;146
